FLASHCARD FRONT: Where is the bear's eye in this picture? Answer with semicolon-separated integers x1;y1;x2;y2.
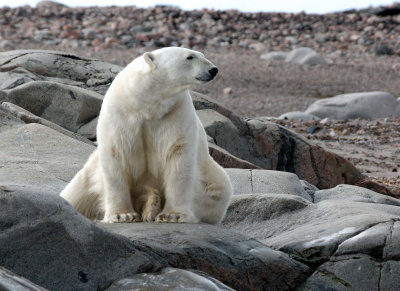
186;55;194;60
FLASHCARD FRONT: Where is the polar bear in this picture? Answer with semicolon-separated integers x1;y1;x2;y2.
60;47;232;224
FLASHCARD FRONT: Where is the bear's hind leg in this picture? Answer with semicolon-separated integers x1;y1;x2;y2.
195;159;233;224
135;186;163;222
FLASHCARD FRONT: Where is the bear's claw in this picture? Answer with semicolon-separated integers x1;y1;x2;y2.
156;212;197;223
104;212;141;223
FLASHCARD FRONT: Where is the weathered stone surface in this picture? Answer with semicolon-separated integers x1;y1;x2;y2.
226;168;312;201
383;221;400;260
0;109;94;193
223;195;400;265
106;268;235;291
247;118;362;189
306;91;398;120
225;194;311;223
0;185;164;291
285;47;327;66
102;223;310;291
260;51;288;61
278;111;321;121
380;261;400;291
0;266;48;291
1;102;93;145
0;50;122;95
314;184;400;206
208;143;261;169
335;222;392;257
196;107;254;164
298;255;380;291
1;81;103;132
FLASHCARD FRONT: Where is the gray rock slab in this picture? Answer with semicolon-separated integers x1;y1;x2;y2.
285;47;327;65
278;111;321;121
106;267;234;291
298;255;380;291
383;221;400;260
380;261;400;291
0;112;94;193
225;168;312;201
260;51;288;61
77;116;98;139
0;266;48;291
0;184;164;291
335;222;392;257
1;81;103;132
1;102;94;145
224;194;311;223
314;184;400;207
223;196;400;265
102;223;310;291
0;49;122;94
305;91;398;120
196;108;253;162
300;180;319;200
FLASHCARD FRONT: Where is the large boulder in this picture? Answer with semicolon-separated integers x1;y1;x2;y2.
0;108;94;193
106;268;235;291
0;184;310;291
0;50;122;94
285;47;327;66
261;47;327;66
226;168;312;201
223;185;400;290
305;91;399;120
0;267;48;291
1;81;103;132
193;92;363;189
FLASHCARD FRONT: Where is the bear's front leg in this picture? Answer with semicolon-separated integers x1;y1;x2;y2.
101;158;141;223
156;144;199;223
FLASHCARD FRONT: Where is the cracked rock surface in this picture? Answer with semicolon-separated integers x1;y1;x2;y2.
0;50;399;290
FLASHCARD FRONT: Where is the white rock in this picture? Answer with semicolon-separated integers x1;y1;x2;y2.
306;91;398;120
278;111;320;121
285;47;327;66
260;51;288;61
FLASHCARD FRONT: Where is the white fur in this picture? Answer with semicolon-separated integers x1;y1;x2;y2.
60;47;232;224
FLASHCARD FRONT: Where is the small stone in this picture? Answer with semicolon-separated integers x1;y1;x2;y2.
223;87;233;95
0;40;15;50
319;117;331;126
307;125;319;134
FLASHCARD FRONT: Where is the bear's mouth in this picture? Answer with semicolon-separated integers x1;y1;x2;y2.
195;73;215;82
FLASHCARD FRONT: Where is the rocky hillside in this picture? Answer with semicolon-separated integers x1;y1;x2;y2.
1;1;400;57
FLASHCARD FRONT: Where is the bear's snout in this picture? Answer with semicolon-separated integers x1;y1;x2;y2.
209;67;218;78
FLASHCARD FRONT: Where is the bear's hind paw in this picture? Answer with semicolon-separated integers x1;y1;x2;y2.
103;212;141;223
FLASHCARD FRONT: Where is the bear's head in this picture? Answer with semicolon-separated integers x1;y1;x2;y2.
140;47;218;90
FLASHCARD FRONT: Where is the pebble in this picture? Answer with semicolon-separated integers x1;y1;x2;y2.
223;87;233;95
319;117;331;126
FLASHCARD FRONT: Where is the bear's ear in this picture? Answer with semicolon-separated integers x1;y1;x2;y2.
143;52;156;71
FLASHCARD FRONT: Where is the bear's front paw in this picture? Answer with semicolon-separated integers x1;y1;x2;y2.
156;211;198;223
103;212;141;223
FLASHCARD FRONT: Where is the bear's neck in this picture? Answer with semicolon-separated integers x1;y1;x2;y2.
109;71;191;120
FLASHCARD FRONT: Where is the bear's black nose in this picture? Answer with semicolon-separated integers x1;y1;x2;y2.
209;67;218;78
